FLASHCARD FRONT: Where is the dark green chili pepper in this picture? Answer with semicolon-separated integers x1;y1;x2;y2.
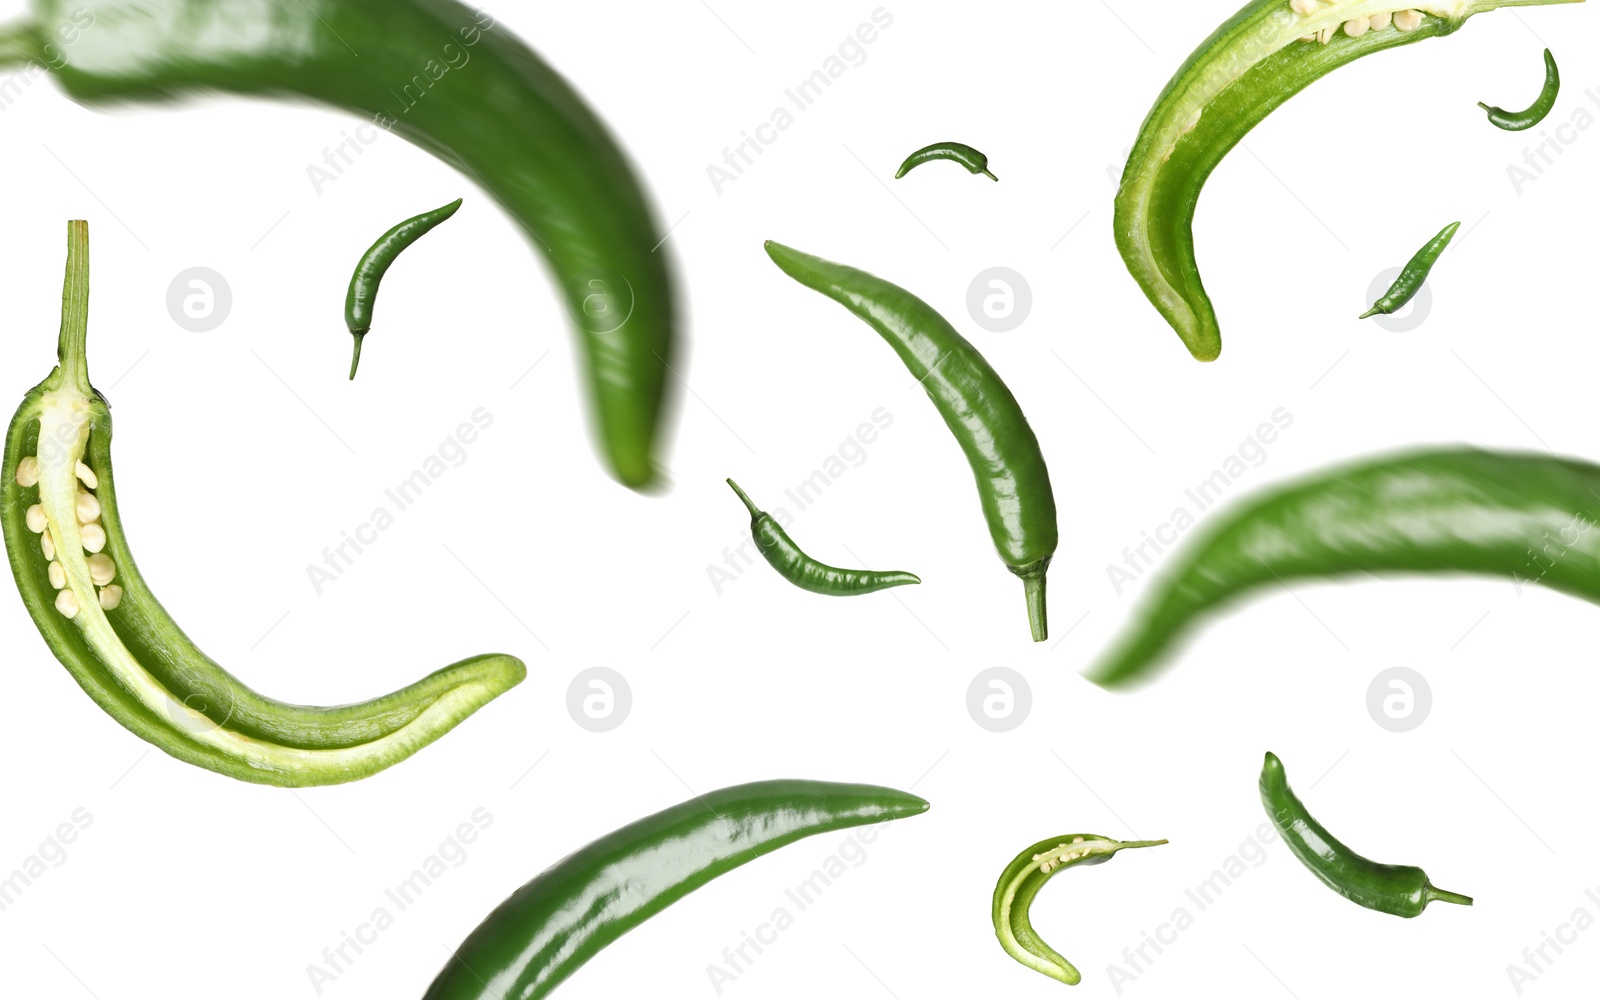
1090;448;1600;688
1479;48;1560;130
2;0;676;490
1360;221;1459;318
3;222;525;786
992;834;1168;986
895;142;998;181
764;241;1058;641
726;479;920;596
346;197;462;380
1262;752;1472;917
422;779;930;1000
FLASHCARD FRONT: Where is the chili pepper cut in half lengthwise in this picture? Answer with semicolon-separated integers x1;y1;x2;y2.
1090;448;1600;688
422;780;930;1000
764;241;1058;641
1114;0;1583;361
0;0;676;490
2;223;525;786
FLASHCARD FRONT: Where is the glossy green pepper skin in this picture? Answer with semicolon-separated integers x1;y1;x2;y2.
1479;47;1561;130
1261;752;1472;917
7;0;675;490
1360;221;1459;318
422;780;930;1000
727;479;921;596
894;142;998;181
346;197;463;379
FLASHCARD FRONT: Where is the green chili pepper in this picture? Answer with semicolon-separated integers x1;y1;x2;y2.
0;0;676;490
1090;448;1600;688
1114;0;1581;362
992;834;1168;986
726;479;921;596
763;241;1058;641
346;198;463;380
1262;752;1472;917
422;779;930;1000
895;142;998;181
2;222;525;786
1480;48;1560;130
1360;221;1459;318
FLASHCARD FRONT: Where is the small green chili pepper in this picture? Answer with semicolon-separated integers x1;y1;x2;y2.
346;197;462;379
992;834;1168;986
764;241;1058;641
1262;752;1472;917
1479;48;1560;131
1360;221;1459;319
894;142;998;181
422;779;930;1000
726;479;920;596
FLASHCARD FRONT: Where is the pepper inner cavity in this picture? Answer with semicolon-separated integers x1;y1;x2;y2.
1291;2;1430;42
17;407;121;617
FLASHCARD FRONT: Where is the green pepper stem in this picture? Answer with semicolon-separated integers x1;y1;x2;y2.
348;332;366;380
1425;885;1474;908
56;220;91;394
1023;573;1047;642
1358;305;1382;320
725;478;763;520
981;168;999;181
1117;839;1169;850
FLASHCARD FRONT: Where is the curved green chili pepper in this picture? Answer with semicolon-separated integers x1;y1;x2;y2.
1090;448;1600;688
1479;48;1560;130
764;241;1058;641
346;197;462;379
727;479;921;596
1115;0;1582;362
422;779;930;1000
1262;752;1472;917
3;222;525;786
1;0;676;490
992;834;1168;986
1360;220;1459;318
894;142;998;180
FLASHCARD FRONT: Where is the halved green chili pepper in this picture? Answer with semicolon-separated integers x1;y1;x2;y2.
1091;448;1600;688
346;198;463;380
1262;752;1472;917
1360;220;1459;318
0;0;676;490
3;222;525;786
992;834;1168;986
726;479;921;596
1115;0;1581;361
422;779;930;1000
895;142;998;181
764;241;1058;641
1480;48;1560;130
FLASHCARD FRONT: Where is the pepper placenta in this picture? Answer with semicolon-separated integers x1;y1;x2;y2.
993;834;1168;986
1360;220;1459;318
1480;48;1560;130
1114;0;1582;361
1262;752;1472;917
2;223;525;786
422;779;930;1000
1;0;676;490
346;198;462;379
727;479;920;595
764;241;1057;641
1091;448;1600;688
895;142;998;181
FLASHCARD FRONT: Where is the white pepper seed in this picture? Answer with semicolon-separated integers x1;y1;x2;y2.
48;561;66;589
1394;9;1423;30
1345;16;1370;36
75;491;100;524
75;461;98;489
56;589;79;618
99;584;123;611
25;504;47;533
15;456;39;488
87;553;116;587
1318;26;1334;43
41;532;55;561
80;523;107;554
1290;0;1318;13
1370;11;1392;29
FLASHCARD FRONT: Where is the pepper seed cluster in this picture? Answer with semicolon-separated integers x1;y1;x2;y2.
16;451;121;618
1033;836;1100;874
1292;2;1427;43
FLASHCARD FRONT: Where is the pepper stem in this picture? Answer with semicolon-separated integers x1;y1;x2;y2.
56;220;91;394
348;332;366;380
1023;573;1047;642
725;478;763;520
1358;305;1382;320
1116;839;1169;851
1425;885;1474;908
981;168;999;182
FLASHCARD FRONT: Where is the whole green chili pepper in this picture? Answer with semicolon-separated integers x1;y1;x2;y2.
992;834;1168;986
422;779;930;1000
1090;448;1600;688
763;241;1058;641
1115;0;1582;362
3;222;525;786
1;0;676;490
895;142;998;181
1479;48;1560;130
346;198;463;380
1262;752;1472;917
727;479;921;596
1360;221;1459;318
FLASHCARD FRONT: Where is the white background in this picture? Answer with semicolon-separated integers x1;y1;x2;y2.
1;1;1597;997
